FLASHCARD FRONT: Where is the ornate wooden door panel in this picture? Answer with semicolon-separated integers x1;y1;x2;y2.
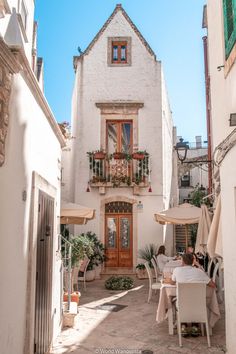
118;215;132;267
105;202;133;268
105;215;119;267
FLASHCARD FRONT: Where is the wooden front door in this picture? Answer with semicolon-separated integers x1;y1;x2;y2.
105;202;133;267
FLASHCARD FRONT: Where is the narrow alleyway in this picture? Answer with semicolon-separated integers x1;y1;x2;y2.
51;278;226;354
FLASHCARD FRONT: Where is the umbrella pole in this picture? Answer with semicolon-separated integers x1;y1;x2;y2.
185;225;189;251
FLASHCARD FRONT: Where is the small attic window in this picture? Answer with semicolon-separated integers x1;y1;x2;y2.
112;41;127;63
108;37;131;66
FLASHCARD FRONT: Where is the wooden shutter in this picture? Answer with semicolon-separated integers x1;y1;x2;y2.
223;0;236;58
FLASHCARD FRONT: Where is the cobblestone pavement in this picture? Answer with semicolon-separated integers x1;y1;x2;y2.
51;278;226;354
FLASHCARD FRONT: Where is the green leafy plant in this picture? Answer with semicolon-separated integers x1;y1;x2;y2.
138;244;159;267
109;152;132;161
80;231;106;270
64;234;95;267
136;263;145;270
188;184;209;207
110;175;131;187
105;276;134;290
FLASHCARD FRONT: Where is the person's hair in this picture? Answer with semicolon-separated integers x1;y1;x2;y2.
157;245;166;255
182;253;194;266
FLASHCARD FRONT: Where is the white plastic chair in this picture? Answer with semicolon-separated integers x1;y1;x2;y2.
176;282;211;348
144;262;161;303
154;255;163;276
151;257;162;283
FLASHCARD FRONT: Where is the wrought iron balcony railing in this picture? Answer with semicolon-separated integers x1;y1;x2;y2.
87;151;150;188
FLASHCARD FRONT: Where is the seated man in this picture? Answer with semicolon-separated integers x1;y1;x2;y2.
164;253;215;336
165;253;215;288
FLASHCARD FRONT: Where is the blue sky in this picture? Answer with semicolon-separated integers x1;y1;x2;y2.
35;0;206;143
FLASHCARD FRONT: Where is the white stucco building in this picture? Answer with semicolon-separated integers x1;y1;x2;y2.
0;1;65;354
62;4;176;269
203;1;236;352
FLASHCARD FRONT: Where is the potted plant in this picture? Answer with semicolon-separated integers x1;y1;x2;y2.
93;150;106;160
112;152;125;159
110;152;132;161
61;233;95;291
81;231;106;279
136;263;148;279
138;243;159;268
132;150;148;160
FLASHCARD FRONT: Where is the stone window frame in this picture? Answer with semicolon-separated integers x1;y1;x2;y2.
107;37;132;67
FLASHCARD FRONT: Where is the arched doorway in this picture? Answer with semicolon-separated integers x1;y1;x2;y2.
105;201;133;267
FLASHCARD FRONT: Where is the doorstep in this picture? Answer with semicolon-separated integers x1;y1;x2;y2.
101;267;136;275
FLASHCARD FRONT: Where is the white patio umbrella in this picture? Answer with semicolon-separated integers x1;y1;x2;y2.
195;204;212;255
154;203;201;250
207;195;222;258
60;202;95;225
154;203;202;250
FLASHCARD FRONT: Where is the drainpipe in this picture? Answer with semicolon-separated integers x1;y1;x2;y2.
203;35;213;194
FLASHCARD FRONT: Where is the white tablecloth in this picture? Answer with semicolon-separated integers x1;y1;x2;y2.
162;260;182;276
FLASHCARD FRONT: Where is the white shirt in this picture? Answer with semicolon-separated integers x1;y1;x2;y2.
156;254;173;272
172;265;211;284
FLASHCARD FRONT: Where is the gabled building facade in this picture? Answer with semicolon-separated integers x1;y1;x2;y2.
63;4;177;268
0;1;65;353
203;0;236;352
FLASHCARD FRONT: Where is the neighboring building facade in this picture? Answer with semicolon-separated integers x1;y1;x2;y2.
177;136;208;204
63;4;176;267
175;135;208;250
204;1;236;352
0;1;65;354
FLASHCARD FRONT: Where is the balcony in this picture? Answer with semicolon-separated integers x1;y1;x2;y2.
87;151;150;190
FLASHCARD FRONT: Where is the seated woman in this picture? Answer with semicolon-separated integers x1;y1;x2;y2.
156;245;174;273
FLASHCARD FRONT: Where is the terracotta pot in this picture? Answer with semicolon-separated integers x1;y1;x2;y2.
113;152;125;159
94;152;106;159
63;291;80;304
132;153;145;160
136;268;148;279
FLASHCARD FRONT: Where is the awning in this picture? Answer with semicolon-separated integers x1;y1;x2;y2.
154;203;201;225
60;202;95;225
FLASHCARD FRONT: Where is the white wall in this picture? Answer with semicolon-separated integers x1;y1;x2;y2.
0;72;62;354
207;1;236;352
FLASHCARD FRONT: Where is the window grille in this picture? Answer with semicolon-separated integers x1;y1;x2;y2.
105;201;132;214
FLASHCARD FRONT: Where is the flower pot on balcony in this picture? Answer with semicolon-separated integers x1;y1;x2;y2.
132;153;145;160
113;152;125;159
94;152;106;159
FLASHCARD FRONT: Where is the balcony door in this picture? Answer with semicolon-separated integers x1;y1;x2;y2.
106;120;133;154
105;202;133;267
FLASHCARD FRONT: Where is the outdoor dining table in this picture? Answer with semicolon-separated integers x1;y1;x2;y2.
156;262;221;335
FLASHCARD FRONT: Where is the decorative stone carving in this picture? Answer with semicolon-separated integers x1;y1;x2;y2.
0;64;12;166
